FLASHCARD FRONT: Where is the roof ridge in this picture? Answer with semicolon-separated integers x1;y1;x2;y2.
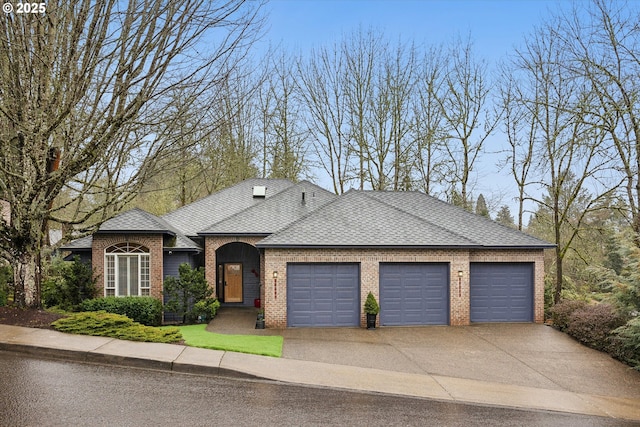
358;191;478;245
197;181;333;234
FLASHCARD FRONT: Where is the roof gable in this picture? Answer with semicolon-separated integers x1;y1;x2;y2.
199;181;336;235
97;208;176;235
162;178;294;236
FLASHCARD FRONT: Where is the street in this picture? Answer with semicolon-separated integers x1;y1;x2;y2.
0;351;634;427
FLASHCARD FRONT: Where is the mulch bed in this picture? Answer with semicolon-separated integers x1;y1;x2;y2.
0;305;66;329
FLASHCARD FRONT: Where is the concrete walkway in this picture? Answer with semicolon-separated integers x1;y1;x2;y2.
1;308;639;421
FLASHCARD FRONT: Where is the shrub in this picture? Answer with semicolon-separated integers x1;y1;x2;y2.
191;298;221;323
548;299;588;331
80;296;163;326
52;311;181;343
164;263;213;324
42;256;97;310
566;303;627;352
364;292;379;315
610;317;640;371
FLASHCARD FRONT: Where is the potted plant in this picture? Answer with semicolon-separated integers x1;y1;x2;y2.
255;309;265;329
364;292;379;329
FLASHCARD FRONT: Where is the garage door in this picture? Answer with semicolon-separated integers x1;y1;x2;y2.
470;263;533;322
287;264;360;327
379;263;449;326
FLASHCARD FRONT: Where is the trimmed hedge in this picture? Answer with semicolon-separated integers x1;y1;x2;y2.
565;303;627;352
79;297;163;326
548;299;588;332
52;311;181;343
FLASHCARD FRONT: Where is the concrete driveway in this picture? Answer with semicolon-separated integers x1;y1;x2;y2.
208;307;640;400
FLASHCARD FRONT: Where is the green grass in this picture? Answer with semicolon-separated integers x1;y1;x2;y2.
171;324;283;357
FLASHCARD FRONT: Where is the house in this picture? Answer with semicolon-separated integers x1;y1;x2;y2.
63;178;554;328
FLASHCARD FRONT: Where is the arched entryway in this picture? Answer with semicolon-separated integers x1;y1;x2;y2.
215;242;261;306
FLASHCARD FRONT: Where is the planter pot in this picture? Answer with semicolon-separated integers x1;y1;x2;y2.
366;313;377;329
255;318;265;329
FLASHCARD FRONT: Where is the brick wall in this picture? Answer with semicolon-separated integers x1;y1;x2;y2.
204;236;265;298
263;247;546;328
91;234;164;301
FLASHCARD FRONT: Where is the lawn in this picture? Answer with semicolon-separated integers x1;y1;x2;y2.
173;324;283;357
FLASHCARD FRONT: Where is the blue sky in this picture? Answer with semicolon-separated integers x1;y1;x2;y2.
263;0;563;64
258;0;571;216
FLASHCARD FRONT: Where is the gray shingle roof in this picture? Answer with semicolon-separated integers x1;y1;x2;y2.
162;178;294;236
257;190;554;249
63;208;202;252
199;181;336;235
97;208;177;235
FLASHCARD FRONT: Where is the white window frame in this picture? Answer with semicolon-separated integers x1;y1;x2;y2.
104;243;151;297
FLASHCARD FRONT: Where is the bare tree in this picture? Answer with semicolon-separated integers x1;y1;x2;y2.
436;37;498;210
297;44;352;193
259;50;309;181
560;0;640;243
512;17;619;303
0;0;263;307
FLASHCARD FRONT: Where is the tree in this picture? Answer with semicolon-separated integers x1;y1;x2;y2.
435;36;498;210
495;205;516;228
297;44;352;193
0;0;263;308
163;263;213;324
475;194;490;218
559;0;640;244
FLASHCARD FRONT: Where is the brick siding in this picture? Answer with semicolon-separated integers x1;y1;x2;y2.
263;247;545;328
91;234;164;301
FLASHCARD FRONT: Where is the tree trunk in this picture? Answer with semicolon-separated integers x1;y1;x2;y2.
12;250;42;309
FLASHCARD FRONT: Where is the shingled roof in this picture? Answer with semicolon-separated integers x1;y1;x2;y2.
162;178;294;236
257;190;554;249
61;208;201;251
199;181;336;236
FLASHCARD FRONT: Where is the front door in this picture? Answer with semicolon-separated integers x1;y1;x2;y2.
224;263;243;303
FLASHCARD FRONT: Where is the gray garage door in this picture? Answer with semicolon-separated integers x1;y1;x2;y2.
379;263;449;326
287;263;360;327
470;263;533;322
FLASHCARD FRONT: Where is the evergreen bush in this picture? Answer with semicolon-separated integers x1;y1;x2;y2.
364;292;379;315
80;296;163;326
610;317;640;371
52;311;181;343
42;256;97;310
0;265;11;306
164;263;216;324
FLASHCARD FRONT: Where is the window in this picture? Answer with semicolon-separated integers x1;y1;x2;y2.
105;243;150;297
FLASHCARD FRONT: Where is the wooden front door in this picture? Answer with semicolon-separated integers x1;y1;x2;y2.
224;263;243;303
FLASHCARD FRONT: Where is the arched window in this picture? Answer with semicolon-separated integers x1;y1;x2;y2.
104;243;150;297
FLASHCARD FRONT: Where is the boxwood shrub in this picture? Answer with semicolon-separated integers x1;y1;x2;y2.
80;296;163;326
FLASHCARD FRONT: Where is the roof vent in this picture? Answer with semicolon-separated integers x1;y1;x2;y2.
253;186;266;198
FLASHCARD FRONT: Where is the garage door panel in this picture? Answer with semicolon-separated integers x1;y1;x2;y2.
287;264;360;327
470;263;533;323
380;263;449;326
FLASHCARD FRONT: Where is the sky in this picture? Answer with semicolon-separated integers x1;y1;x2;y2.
257;0;572;217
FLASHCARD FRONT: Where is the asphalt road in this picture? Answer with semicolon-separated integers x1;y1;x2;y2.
0;351;635;427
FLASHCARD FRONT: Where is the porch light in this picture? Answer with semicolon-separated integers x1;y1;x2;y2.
273;271;278;279
457;270;463;278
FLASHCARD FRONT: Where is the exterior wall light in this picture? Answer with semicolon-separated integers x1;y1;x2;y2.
273;271;278;279
458;270;463;278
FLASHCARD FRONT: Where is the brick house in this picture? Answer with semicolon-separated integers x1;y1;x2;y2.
63;178;554;328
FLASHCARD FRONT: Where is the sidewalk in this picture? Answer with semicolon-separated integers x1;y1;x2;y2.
1;322;639;421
